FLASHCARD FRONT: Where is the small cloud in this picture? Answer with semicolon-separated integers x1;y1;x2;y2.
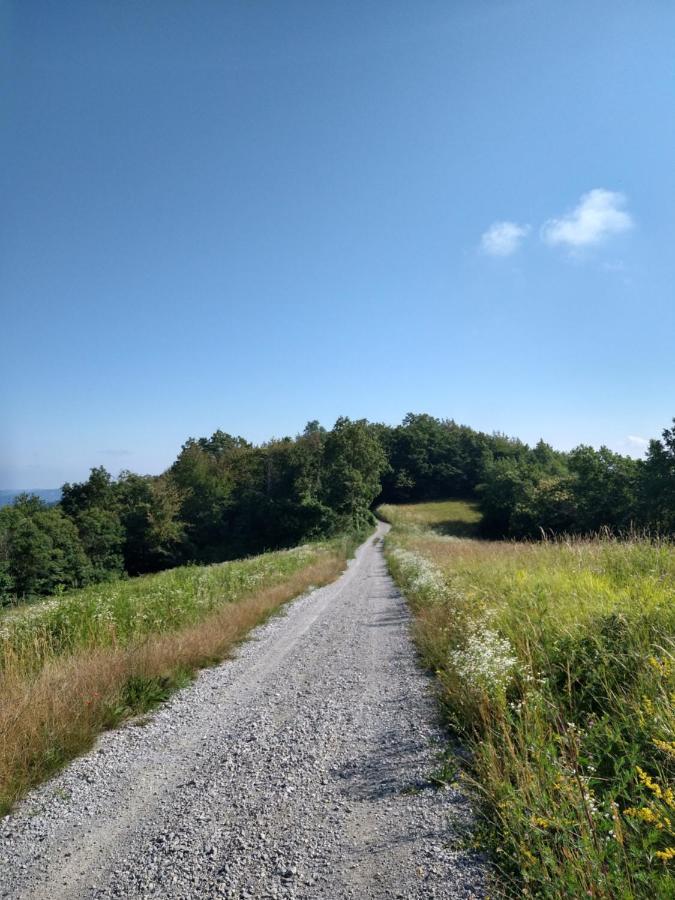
480;221;530;257
542;189;633;249
620;435;649;458
601;259;626;273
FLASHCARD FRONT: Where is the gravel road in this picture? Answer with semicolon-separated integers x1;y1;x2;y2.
0;523;486;899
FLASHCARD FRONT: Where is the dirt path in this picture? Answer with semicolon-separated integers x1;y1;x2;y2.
0;523;486;899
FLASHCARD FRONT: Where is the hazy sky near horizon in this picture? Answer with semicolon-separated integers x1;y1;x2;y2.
2;1;675;488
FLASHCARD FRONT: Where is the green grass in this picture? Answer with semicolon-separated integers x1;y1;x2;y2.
0;530;365;814
381;500;675;898
378;499;482;537
0;537;355;673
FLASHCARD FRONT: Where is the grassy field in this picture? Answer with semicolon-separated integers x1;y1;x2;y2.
379;500;675;898
378;498;482;537
0;533;362;815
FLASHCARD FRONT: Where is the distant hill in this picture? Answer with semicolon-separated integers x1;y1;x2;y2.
0;489;62;508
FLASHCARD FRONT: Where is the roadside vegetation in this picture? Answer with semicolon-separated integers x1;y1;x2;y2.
4;413;675;607
381;500;675;898
0;533;362;815
3;408;675;890
0;418;386;605
0;415;386;814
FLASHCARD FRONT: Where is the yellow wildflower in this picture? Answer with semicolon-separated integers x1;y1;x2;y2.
653;739;675;759
665;787;675;811
520;844;536;866
655;847;675;862
625;806;660;825
637;766;663;799
624;806;671;831
648;656;672;678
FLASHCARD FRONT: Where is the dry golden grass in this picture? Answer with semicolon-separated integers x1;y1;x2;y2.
0;555;343;814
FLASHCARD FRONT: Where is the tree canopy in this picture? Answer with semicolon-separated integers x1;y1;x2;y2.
2;414;674;604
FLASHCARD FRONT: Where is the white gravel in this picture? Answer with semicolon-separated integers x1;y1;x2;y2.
0;523;486;899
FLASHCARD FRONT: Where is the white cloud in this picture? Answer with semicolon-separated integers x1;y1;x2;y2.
619;435;650;458
480;221;529;257
601;259;626;273
542;189;633;249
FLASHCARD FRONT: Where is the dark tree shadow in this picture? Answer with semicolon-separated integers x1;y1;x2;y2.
431;518;480;538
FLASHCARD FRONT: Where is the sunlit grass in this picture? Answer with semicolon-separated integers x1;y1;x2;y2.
378;499;482;537
0;533;362;815
383;501;675;897
0;539;356;672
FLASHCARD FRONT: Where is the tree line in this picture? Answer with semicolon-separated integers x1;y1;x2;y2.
378;414;675;539
2;414;674;603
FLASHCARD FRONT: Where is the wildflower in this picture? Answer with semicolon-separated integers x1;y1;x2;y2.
611;801;625;845
655;847;675;862
648;656;672;678
449;623;519;696
390;549;446;603
625;806;661;826
637;766;663;800
624;806;671;830
530;815;552;829
654;739;675;759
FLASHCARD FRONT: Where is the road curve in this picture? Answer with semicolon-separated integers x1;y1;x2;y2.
0;523;486;899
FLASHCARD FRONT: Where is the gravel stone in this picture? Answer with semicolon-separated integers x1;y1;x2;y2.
0;523;486;899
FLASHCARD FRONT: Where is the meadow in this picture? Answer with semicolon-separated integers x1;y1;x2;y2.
0;533;360;815
379;500;675;898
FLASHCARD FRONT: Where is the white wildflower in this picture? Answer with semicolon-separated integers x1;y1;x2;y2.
390;548;446;603
449;623;518;696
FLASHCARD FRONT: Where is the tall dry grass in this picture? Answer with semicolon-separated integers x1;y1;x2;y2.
0;549;347;814
382;500;675;898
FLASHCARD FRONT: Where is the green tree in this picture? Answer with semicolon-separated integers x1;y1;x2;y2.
384;414;462;500
322;417;388;529
639;420;675;534
0;495;90;601
478;445;572;538
169;438;239;560
73;506;125;581
61;466;117;518
116;473;186;574
568;445;639;532
61;468;125;580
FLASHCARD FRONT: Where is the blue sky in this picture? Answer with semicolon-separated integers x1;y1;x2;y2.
2;1;674;488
